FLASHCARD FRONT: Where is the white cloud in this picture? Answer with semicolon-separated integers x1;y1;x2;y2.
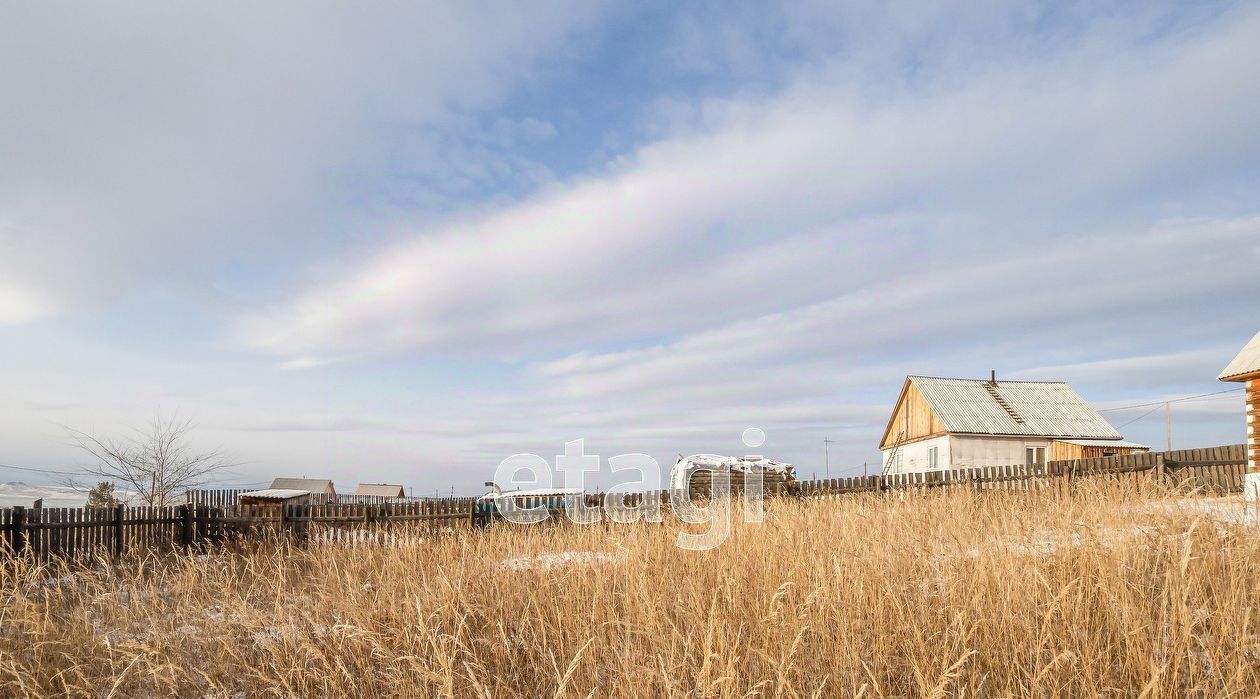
0;1;607;322
278;356;340;371
528;218;1260;403
0;282;52;326
3;2;1258;491
241;4;1260;362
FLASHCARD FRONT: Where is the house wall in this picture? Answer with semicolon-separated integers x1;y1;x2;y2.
949;436;1052;469
882;435;950;473
1049;441;1149;461
882;435;1052;473
880;381;948;449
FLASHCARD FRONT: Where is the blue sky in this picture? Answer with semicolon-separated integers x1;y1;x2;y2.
1;1;1258;493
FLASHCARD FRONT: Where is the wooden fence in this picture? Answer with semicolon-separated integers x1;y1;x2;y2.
1;500;478;564
184;489;478;507
2;444;1247;564
794;444;1247;498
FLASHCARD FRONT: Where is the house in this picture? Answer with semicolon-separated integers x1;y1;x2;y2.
268;478;337;500
355;483;405;498
1218;330;1260;500
879;374;1148;474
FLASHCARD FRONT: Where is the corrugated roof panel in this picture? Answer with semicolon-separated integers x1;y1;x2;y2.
1219;330;1260;381
269;477;336;494
909;377;1123;439
239;489;310;500
355;484;405;497
1059;439;1150;449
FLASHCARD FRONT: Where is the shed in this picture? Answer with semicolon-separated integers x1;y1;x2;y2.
355;483;406;498
880;375;1148;474
238;488;315;507
1218;330;1260;500
269;478;336;499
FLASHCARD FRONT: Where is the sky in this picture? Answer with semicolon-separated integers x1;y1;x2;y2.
2;0;1258;495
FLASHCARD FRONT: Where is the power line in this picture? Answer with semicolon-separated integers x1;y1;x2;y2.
0;463;84;477
1115;404;1163;429
1095;387;1242;413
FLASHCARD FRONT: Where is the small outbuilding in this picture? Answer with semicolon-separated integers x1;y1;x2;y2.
355;483;406;498
1218;330;1260;500
268;478;336;500
237;488;316;508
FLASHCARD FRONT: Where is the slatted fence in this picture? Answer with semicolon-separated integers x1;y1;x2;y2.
794;444;1247;498
1;444;1248;563
1;500;479;563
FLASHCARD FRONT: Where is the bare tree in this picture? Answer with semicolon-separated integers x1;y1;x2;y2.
65;414;235;506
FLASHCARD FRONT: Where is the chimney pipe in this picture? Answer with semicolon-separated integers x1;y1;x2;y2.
990;369;996;385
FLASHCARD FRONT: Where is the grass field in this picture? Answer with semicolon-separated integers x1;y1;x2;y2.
1;484;1257;698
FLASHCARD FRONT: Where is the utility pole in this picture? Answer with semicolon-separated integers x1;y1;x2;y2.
1165;401;1172;452
823;438;834;479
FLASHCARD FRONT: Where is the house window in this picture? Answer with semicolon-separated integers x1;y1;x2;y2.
928;446;939;470
1025;447;1046;466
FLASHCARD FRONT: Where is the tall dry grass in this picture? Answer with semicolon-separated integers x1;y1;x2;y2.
0;483;1257;697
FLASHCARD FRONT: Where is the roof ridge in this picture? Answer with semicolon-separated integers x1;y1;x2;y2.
908;375;1068;385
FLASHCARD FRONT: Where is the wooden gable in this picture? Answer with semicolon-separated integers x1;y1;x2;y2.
879;378;947;450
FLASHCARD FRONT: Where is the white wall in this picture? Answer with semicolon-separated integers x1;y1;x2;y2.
882;435;1052;473
949;436;1050;469
881;435;950;474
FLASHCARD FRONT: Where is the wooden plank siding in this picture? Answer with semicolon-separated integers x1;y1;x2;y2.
1248;379;1259;476
1049;441;1149;462
879;380;947;449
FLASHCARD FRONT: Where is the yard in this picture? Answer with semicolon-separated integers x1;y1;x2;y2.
1;485;1258;697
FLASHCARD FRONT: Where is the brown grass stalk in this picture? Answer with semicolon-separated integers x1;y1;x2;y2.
0;482;1257;697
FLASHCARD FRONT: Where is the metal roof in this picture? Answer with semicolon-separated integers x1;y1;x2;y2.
1058;439;1150;449
354;484;405;497
239;489;311;500
1219;330;1260;381
910;376;1123;439
269;478;336;495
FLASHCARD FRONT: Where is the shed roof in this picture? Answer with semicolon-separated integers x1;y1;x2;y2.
1057;439;1150;449
239;489;311;501
1218;331;1260;382
355;483;405;497
269;478;336;495
906;376;1123;440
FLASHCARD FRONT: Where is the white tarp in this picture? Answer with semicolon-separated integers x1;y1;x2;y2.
669;454;793;491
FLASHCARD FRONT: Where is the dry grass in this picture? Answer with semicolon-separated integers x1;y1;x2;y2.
1;484;1258;698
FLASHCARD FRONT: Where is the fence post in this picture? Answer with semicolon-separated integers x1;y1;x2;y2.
113;503;125;558
180;503;194;549
197;505;210;545
10;506;26;557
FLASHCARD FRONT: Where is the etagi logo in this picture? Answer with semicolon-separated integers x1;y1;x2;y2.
487;428;771;551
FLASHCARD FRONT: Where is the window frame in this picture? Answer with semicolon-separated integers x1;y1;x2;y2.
1025;446;1046;466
